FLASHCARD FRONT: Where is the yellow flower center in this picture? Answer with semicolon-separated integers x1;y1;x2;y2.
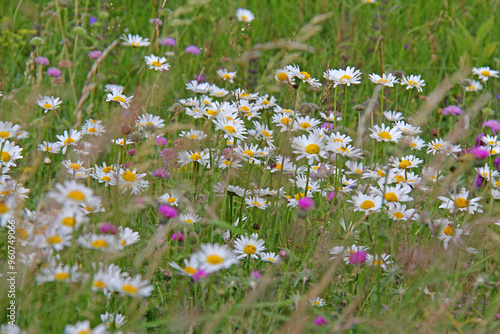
1;151;10;162
64;138;75;145
378;131;392;140
122;284;138;295
167;197;176;203
339;74;352;81
262;100;270;105
46;235;62;244
394;175;405;183
240;106;250;112
305;144;320;154
88;127;97;133
16;228;28;240
393;212;404;219
0;131;10;138
206;109;218;117
70;163;81;170
377;170;385;177
67;190;85;201
185;219;194;224
443;225;455;236
103;167;112;173
241;15;247;20
454;198;467;208
114;96;126;103
378;78;388;84
262;130;271;137
101;176;111;182
190;153;202;160
206;254;224;264
131;42;140;47
301;122;311;129
480;70;490;77
274;163;282;170
184;266;197;275
244;244;257;254
252;201;261;207
93;280;106;289
411;143;417;148
151;61;162;67
54;272;70;281
355;169;362;175
62;217;76;226
189;135;198;139
224;125;235;133
467;85;474;91
384;192;398;202
280;117;291;125
312;301;320;306
360;200;375;210
277;72;289;81
122;171;136;182
223;74;231;80
243;150;254;157
42;103;53;109
399;160;411;169
408;80;417;86
91;239;109;248
300;71;311;80
77;330;91;334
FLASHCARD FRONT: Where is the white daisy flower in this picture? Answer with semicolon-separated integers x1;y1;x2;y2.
144;54;170;71
194;243;239;273
472;66;499;82
235;8;255;22
35;95;63;113
400;74;425;92
233;233;266;259
121;33;150;47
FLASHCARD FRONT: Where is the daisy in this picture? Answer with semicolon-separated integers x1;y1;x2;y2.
235;8;255;22
0;121;23;142
118;227;140;247
386;202;419;221
369;254;393;270
323;66;362;87
348;192;383;213
91;263;124;295
34;225;72;251
328;143;363;159
111;138;134;146
118;168;149;194
78;234;121;252
293;115;321;132
260;252;280;263
286;64;322;88
217;69;237;83
426;139;461;157
118;274;154;298
309;297;326;307
476;163;499;181
186;80;211;94
438;188;482;214
371;181;413;203
394;121;422;135
62;160;89;179
210;85;230;97
177;213;202;225
267;155;296;173
406;136;426;150
272;112;294;132
0;141;23;168
104;84;124;92
481;135;499;147
193;243;239;273
369;124;403;143
35;95;63;113
368;73;398;87
144;54;170;71
383;110;404;122
400;74;425;92
121;33;150;47
106;87;133;109
178;150;210;167
233;233;266;259
36;262;88;285
169;257;200;276
55;207;88;229
291;134;328;164
275;67;295;83
245;196;269;210
159;192;179;206
437;220;465;250
255;94;277;109
81;119;106;136
55;129;83;154
136;113;165;131
465;80;483;92
472;66;499;82
180;129;207;141
390;155;423;169
49;180;97;206
100;313;126;329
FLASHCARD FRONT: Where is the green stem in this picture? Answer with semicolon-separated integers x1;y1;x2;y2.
343;85;348;131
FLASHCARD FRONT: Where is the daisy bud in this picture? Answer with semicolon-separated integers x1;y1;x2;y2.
298;197;314;211
43;157;52;165
73;26;86;36
460;79;472;88
120;125;133;135
363;99;379;109
252;223;260;231
128;131;144;143
98;11;109;19
159;204;177;219
353;104;365;111
393;70;405;78
31;36;43;46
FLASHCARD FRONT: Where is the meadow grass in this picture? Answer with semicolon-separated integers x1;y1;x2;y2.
1;0;500;333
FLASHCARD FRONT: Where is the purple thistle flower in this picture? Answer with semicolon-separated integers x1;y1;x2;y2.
172;231;184;241
474;174;486;189
314;316;328;326
128;148;136;156
88;50;102;59
195;74;206;83
159;204;177;219
151;168;170;179
251;271;261;279
99;222;118;234
89;16;97;26
494;157;500;169
149;18;163;25
35;57;49;65
348;251;368;264
192;270;209;282
327;191;336;201
185;45;201;54
298;197;314;211
160;148;178;164
475;133;485;147
160;37;176;46
483;119;500;134
469;147;489;159
46;67;62;77
441;105;463;116
155;136;167;146
321;122;335;131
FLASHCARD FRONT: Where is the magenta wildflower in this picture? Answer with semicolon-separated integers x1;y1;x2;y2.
88;50;102;59
149;18;163;25
348;251;368;264
160;148;178;164
160;38;176;46
35;57;49;65
151;168;169;179
251;271;261;279
195;74;206;82
321;122;335;131
99;222;118;234
494;157;500;169
185;45;201;54
155;136;167;146
279;250;287;258
192;270;209;282
298;197;315;211
172;231;184;241
469;147;489;159
483;119;500;134
441;105;463;116
327;191;336;201
121;161;135;169
474;174;486;189
476;133;485;147
159;204;178;219
128;148;136;156
497;313;500;320
46;67;62;77
314;316;328;326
